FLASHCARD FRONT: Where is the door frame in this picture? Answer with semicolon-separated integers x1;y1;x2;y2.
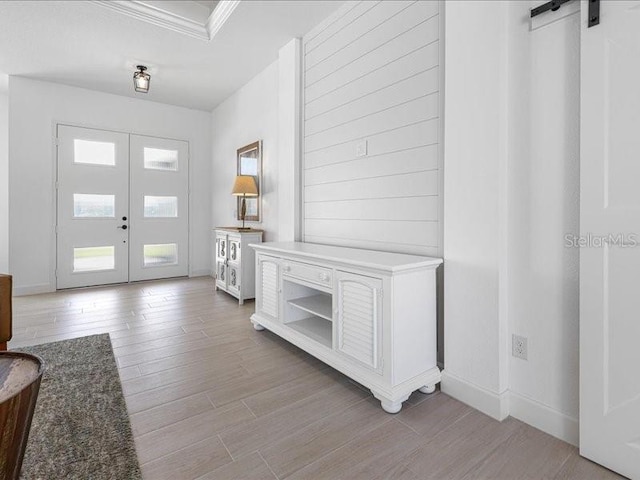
53;121;192;289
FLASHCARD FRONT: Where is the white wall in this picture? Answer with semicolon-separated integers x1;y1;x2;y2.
0;89;8;274
301;0;442;257
506;1;580;443
278;38;302;242
8;76;212;294
210;60;279;241
443;0;580;444
442;0;510;419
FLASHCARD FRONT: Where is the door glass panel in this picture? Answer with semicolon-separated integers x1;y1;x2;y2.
74;139;116;166
144;243;178;266
144;148;178;171
73;194;115;218
144;196;178;217
73;246;115;272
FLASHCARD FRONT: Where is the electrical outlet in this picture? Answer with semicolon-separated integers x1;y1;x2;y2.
512;334;528;360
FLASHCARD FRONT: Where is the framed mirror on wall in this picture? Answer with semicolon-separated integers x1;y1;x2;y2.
237;141;262;223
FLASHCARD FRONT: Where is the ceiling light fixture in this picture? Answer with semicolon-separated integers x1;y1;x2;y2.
133;65;150;93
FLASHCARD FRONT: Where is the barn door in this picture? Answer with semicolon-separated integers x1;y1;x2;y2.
580;2;640;477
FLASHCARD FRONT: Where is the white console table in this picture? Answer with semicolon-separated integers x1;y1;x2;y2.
250;242;442;413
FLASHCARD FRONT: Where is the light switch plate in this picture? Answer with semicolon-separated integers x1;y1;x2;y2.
356;140;368;157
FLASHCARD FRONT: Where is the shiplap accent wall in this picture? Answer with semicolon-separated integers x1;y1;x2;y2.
302;0;441;256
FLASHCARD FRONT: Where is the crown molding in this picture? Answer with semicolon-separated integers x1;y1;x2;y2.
206;0;240;39
93;0;240;41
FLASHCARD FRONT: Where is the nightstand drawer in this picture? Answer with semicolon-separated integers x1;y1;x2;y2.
282;260;332;287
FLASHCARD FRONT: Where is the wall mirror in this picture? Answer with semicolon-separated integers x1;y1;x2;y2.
237;141;261;222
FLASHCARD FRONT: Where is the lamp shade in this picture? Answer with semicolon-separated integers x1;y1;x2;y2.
232;175;258;196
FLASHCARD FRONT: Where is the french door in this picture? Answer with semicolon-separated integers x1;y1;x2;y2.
56;125;189;289
580;1;640;478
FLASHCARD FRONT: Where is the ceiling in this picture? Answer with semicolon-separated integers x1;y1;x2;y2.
0;1;342;111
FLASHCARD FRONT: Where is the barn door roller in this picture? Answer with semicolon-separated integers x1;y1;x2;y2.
530;0;599;27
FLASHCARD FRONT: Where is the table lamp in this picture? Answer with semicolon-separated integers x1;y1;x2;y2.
232;175;258;230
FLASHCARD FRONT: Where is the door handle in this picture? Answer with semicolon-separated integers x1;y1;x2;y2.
117;225;128;230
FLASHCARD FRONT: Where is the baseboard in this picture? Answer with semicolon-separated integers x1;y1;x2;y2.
441;370;509;420
441;370;579;445
509;390;579;446
13;283;54;296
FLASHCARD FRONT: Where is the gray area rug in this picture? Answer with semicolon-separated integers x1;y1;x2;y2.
15;334;142;479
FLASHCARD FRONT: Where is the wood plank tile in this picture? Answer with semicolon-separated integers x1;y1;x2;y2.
242;367;350;417
136;402;254;464
260;397;390;478
136;338;254;375
108;321;202;340
117;336;228;368
196;452;276;480
118;365;141;381
110;325;196;347
402;411;522;479
206;355;336;408
130;392;215;437
373;464;423;480
287;419;421;480
125;365;250;414
219;381;370;459
112;330;206;356
553;451;625;480
463;420;574;479
396;391;472;437
141;435;232;480
121;357;246;397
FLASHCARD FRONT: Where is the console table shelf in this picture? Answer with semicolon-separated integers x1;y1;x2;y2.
288;294;332;322
288;316;333;348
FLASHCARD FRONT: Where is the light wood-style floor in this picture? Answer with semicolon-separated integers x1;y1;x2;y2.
9;277;624;480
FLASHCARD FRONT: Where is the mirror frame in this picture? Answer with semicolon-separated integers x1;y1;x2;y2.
236;140;262;222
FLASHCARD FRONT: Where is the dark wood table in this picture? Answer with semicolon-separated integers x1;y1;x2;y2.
0;352;43;480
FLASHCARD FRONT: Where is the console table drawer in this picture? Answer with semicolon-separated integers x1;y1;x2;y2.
282;260;332;287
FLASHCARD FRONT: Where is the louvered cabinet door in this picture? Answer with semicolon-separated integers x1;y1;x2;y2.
257;255;279;321
335;271;382;371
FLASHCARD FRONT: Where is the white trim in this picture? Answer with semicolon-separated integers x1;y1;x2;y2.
93;0;240;42
14;283;54;296
93;1;208;40
442;370;579;445
205;1;241;40
441;370;510;421
509;390;579;446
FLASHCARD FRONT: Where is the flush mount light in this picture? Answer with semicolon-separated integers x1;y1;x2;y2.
133;65;150;93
